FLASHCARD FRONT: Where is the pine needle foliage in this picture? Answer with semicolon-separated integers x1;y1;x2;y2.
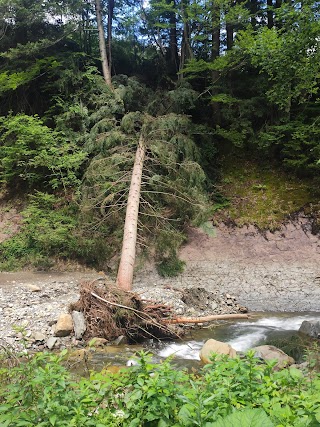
81;111;210;273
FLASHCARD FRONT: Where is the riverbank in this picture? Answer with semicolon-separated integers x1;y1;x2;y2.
137;215;320;312
0;214;319;351
0;271;245;351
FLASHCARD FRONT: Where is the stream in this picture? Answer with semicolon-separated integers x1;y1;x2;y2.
86;312;319;371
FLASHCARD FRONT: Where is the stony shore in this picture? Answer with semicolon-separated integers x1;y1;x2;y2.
0;271;245;352
0;215;319;352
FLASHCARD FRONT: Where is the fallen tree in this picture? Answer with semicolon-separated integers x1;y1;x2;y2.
116;134;145;291
71;280;249;342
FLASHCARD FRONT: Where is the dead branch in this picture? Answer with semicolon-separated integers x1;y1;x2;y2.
163;313;249;324
91;292;147;315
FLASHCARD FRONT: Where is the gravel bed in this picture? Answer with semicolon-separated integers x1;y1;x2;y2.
0;272;245;352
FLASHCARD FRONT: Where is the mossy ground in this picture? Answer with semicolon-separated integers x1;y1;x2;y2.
212;153;318;230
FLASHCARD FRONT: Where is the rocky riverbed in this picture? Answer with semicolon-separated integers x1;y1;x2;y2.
0;271;245;352
1;214;319;352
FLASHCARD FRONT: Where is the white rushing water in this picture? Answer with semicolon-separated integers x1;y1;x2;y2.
158;313;320;360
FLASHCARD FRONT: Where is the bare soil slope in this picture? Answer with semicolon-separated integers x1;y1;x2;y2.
137;214;320;311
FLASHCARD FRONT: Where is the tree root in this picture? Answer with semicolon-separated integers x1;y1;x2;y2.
70;281;181;342
71;281;250;343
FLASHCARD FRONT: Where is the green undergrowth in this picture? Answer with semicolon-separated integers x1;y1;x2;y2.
1;350;320;426
213;154;318;230
0;191;110;271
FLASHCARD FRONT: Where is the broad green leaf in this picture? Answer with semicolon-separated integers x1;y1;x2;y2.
158;419;169;427
49;415;57;425
208;408;274;427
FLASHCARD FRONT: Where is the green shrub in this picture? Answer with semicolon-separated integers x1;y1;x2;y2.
0;113;86;188
157;256;185;277
1;350;320;427
0;351;120;427
0;192;110;270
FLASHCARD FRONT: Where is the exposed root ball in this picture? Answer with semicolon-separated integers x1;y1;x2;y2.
70;281;181;342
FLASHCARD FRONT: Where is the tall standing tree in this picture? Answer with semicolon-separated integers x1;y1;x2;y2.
95;0;113;88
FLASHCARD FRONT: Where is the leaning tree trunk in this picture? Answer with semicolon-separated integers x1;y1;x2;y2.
116;135;145;291
95;0;113;88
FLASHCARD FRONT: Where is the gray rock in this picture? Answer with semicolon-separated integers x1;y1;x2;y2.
72;311;86;339
291;361;309;371
54;313;73;337
211;301;218;311
48;320;57;327
251;345;295;370
47;337;58;350
25;284;41;292
299;320;320;338
33;332;46;342
113;335;127;345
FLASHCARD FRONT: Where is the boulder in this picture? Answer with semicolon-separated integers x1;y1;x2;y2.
200;339;237;364
299;320;320;339
72;311;86;339
252;345;295;370
54;314;73;337
69;349;89;361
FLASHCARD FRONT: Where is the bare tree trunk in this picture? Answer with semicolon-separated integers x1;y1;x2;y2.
226;22;234;50
179;0;193;79
267;0;274;28
250;0;258;29
275;0;282;28
164;313;249;324
95;0;113;89
107;0;114;72
168;2;179;76
169;12;179;76
116;135;145;291
211;1;221;124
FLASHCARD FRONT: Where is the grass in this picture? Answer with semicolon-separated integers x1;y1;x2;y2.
213;154;318;230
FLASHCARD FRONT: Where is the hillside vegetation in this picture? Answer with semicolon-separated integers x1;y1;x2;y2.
0;0;319;273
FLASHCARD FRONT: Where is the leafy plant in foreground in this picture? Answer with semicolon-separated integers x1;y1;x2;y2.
1;350;320;426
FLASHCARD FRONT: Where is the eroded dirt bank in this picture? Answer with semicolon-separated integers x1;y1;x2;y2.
136;215;320;312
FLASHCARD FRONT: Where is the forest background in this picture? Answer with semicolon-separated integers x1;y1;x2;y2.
0;0;319;276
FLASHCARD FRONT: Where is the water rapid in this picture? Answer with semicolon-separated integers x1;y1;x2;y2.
156;313;319;361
